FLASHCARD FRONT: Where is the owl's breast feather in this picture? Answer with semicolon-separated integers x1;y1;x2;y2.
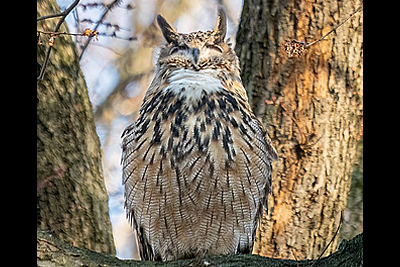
166;69;224;102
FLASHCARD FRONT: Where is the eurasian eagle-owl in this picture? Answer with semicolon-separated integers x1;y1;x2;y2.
121;7;278;261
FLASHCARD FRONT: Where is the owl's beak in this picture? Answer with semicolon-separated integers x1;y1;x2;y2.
192;48;200;66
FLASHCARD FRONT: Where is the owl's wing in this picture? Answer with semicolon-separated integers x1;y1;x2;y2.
121;87;193;261
253;118;278;216
230;79;278;162
227;80;278;229
121;91;170;260
263;125;279;162
228;104;277;254
121;120;158;261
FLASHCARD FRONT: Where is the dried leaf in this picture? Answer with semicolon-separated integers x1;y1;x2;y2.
48;35;56;46
282;40;307;58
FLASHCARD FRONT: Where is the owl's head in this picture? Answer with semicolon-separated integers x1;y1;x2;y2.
155;7;240;77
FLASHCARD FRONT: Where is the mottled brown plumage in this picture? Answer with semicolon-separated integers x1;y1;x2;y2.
121;7;278;261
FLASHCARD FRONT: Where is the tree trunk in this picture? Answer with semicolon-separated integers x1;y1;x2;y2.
37;0;115;255
235;0;363;259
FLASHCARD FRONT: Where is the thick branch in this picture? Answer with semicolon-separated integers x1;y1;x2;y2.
37;231;363;267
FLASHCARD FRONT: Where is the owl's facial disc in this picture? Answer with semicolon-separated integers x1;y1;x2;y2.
156;7;239;74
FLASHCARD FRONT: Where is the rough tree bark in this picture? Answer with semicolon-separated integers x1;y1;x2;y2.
235;0;363;259
37;0;115;255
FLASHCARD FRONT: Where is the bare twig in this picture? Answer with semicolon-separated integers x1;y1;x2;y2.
305;6;363;47
78;0;123;60
309;211;344;267
37;13;64;22
37;29;98;39
37;0;81;81
37;0;80;22
282;5;363;58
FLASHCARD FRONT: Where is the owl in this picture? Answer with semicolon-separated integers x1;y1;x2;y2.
121;7;278;261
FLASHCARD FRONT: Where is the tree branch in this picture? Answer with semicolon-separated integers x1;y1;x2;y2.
37;231;363;267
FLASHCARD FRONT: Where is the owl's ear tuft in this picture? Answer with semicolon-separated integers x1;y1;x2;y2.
157;14;178;44
213;6;227;44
